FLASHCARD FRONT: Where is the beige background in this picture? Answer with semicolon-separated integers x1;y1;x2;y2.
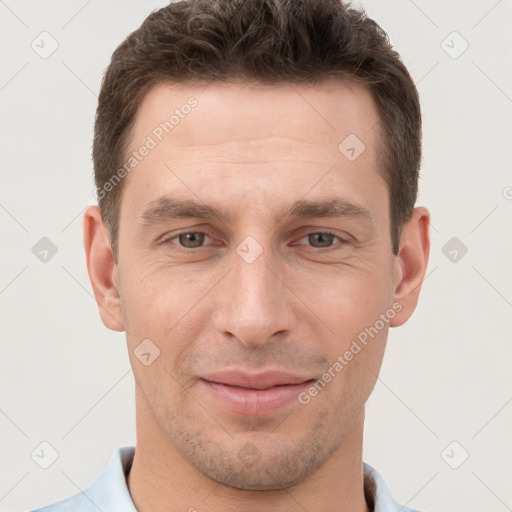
1;1;511;511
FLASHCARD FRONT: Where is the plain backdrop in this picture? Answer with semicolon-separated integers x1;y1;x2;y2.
1;1;511;511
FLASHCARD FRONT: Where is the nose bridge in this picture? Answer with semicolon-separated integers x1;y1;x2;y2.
213;234;294;346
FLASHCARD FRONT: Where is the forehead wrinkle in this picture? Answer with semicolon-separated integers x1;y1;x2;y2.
168;159;333;170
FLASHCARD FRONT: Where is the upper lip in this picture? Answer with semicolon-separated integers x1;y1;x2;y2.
201;370;313;390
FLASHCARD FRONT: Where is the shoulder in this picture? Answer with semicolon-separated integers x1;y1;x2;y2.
25;491;98;512
26;446;136;512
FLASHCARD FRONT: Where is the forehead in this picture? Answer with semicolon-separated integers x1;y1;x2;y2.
132;78;381;153
120;78;387;224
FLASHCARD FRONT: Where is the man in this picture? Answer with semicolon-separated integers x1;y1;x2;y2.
30;0;430;511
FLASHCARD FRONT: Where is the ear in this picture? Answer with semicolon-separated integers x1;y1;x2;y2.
83;205;124;332
390;206;430;327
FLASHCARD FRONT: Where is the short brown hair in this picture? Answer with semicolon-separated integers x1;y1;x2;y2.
93;0;421;261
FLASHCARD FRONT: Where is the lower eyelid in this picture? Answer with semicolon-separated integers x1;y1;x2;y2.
163;230;346;249
295;232;344;245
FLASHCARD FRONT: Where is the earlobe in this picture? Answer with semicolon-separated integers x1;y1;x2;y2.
83;205;125;332
390;206;431;327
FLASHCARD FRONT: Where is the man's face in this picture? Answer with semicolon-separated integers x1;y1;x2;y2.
114;79;402;489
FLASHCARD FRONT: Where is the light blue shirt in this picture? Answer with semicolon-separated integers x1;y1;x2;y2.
27;446;422;512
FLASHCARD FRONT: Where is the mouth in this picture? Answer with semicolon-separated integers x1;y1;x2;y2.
199;370;316;416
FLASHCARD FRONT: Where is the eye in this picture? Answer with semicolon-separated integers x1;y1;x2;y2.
160;229;347;251
162;230;214;249
295;231;346;249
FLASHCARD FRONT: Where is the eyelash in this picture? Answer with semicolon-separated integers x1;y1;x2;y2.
160;229;348;251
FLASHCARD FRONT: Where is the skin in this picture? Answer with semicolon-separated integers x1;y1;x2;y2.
84;78;430;512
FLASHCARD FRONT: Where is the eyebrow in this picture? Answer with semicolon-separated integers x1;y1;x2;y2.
137;196;373;226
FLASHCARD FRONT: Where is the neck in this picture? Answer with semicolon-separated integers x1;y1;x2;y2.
127;391;370;512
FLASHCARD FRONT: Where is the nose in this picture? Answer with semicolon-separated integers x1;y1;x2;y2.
212;239;297;347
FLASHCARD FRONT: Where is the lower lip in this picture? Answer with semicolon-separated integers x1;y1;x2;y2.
200;379;314;416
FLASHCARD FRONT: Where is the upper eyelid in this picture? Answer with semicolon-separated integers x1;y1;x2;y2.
162;229;347;247
162;229;214;242
295;231;345;242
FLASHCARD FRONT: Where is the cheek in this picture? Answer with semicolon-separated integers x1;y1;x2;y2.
297;340;384;439
119;261;217;360
289;258;393;392
318;323;387;415
292;258;393;329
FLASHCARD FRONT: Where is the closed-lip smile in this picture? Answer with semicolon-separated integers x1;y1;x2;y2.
199;370;315;415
